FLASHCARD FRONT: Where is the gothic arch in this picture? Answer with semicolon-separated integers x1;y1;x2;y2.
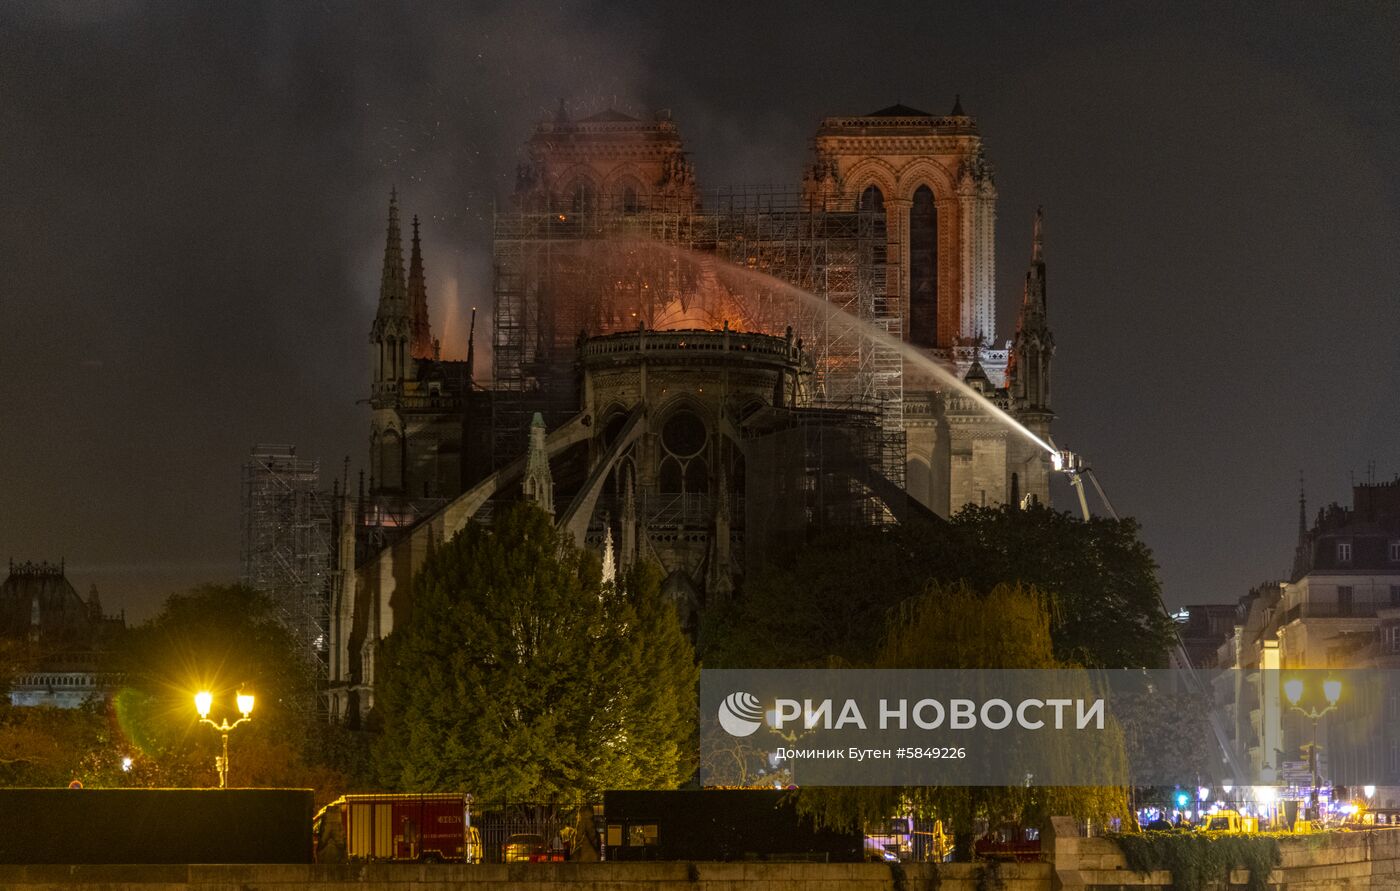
841;157;899;204
894;158;957;203
550;164;604;210
603;164;651;211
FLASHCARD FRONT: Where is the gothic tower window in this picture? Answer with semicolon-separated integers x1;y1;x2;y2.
379;428;403;492
859;185;884;213
621;185;640;214
909;184;938;347
659;408;709;496
570;181;597;215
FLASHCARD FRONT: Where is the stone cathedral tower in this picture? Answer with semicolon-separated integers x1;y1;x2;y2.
804;99;1052;512
367;191;474;501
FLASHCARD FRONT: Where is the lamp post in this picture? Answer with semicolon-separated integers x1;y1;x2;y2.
194;688;254;789
1284;678;1341;822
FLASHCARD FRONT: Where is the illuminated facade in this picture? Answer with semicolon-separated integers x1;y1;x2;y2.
327;101;1058;722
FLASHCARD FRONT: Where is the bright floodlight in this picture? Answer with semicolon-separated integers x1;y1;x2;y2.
1365;785;1376;798
236;689;255;717
1284;678;1303;705
1255;785;1277;805
121;756;133;772
1198;786;1211;801
194;690;213;718
1223;782;1234;794
1324;679;1342;705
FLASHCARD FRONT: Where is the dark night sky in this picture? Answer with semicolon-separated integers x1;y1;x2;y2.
3;1;1398;621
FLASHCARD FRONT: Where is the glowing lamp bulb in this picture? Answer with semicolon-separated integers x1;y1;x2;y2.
1365;785;1376;799
1256;785;1277;805
1223;783;1234;794
1284;679;1303;706
236;689;255;716
194;690;213;718
1324;679;1342;705
1198;786;1211;802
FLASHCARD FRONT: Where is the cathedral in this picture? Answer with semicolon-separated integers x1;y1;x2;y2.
326;100;1055;722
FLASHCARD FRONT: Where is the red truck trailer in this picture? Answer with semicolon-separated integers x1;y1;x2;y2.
314;793;480;863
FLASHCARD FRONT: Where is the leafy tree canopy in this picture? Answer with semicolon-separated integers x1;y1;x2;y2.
374;503;697;803
704;503;1173;670
796;582;1130;858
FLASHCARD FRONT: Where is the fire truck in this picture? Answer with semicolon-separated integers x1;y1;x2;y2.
313;793;480;863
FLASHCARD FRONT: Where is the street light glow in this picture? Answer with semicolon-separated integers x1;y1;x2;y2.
1284;678;1303;705
1323;679;1342;705
236;689;255;717
194;690;213;718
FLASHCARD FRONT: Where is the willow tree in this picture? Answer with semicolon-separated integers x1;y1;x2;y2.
374;503;697;802
797;581;1130;860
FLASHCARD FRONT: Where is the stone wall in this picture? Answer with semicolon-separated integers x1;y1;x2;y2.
3;827;1399;889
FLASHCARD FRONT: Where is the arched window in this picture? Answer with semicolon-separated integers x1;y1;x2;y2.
909;185;938;347
621;185;640;214
570;181;596;215
379;429;403;491
659;456;684;494
859;185;884;213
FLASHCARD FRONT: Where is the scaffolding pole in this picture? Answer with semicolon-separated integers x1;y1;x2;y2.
239;444;336;717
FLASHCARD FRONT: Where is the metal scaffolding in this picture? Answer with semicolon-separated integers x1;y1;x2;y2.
239;444;335;713
491;189;904;491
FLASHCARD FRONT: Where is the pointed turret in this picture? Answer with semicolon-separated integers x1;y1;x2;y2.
601;525;616;586
950;93;965;116
370;190;412;386
378;189;407;311
620;466;637;568
1010;206;1054;411
521;413;554;515
407;215;434;360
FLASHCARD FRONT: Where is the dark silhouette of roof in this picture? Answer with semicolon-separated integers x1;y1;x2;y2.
868;103;932;117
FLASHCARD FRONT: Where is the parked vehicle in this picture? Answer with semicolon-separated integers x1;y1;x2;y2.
1197;810;1258;833
602;790;864;862
503;832;565;862
313;793;480;863
1341;807;1400;829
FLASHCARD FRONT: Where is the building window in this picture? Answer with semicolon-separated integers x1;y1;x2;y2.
1390;540;1400;562
908;185;938;348
1337;541;1352;563
1391;585;1400;608
1338;585;1354;617
1387;626;1400;655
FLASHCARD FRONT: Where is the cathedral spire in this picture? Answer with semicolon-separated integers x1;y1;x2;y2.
407;214;434;360
1010;206;1054;412
377;189;407;312
521;412;554;516
1031;204;1044;265
1298;472;1308;540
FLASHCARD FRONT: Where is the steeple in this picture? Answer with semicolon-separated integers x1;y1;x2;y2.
1298;472;1308;540
370;189;412;387
1009;206;1054;411
601;525;616;585
378;189;407;312
521;412;554;515
407;215;434;360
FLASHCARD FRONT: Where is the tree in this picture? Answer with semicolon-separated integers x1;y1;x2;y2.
796;581;1130;860
699;520;958;668
948;504;1174;668
373;503;697;802
705;503;1173;670
111;584;370;801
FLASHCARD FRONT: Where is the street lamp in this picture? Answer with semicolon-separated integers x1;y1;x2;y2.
1284;677;1341;821
195;687;254;789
